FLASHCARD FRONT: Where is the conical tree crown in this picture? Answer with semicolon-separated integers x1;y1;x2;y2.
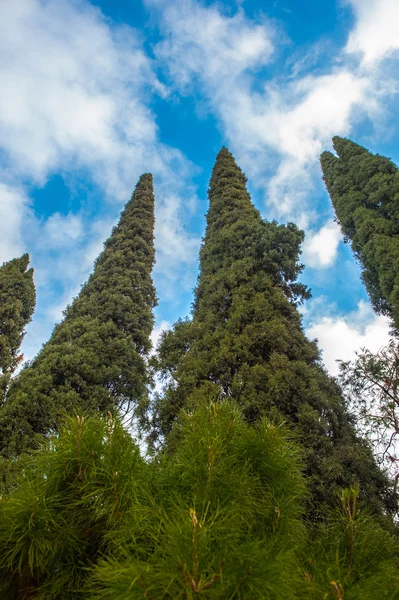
204;146;258;242
321;137;399;324
154;148;394;515
60;173;156;354
331;136;369;161
195;148;309;317
0;174;157;457
0;254;35;399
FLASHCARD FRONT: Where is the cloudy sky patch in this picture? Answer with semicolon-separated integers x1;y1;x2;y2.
1;0;399;372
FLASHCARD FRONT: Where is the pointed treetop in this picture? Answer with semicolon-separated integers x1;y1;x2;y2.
15;253;30;272
321;136;399;327
206;147;259;237
154;148;391;516
321;137;369;172
331;136;368;161
209;146;248;192
74;171;156;331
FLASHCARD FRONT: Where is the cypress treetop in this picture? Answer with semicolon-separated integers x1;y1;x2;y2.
321;136;399;326
0;174;157;457
153;148;394;515
0;254;35;400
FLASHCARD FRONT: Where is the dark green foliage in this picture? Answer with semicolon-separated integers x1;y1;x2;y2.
0;175;156;457
152;148;395;515
0;254;35;400
321;136;399;327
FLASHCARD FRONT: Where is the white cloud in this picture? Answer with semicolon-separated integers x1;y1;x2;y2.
0;183;30;264
345;0;399;65
155;192;201;279
306;301;391;376
41;213;84;248
148;0;274;91
302;221;342;269
0;0;158;187
151;319;171;350
0;0;199;259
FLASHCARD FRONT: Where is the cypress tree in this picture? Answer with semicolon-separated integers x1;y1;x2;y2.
321;136;399;327
0;254;35;401
0;174;157;457
153;148;394;514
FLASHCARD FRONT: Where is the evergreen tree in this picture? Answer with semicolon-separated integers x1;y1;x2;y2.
0;174;156;457
0;254;35;401
321;136;399;327
153;148;395;514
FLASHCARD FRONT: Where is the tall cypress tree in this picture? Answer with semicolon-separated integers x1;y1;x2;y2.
321;136;399;327
154;148;394;514
0;254;35;401
0;174;157;457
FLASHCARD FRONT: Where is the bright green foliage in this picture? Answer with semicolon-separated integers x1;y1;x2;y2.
0;412;144;598
153;148;394;515
1;404;398;599
0;401;306;599
0;254;35;400
0;174;156;457
321;136;399;328
304;486;399;599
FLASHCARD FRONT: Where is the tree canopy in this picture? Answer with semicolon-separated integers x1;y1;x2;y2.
321;136;399;328
0;146;397;598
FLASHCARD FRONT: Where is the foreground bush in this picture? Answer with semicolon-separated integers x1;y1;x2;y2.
0;401;398;599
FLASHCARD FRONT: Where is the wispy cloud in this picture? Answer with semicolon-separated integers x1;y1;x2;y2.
146;0;399;235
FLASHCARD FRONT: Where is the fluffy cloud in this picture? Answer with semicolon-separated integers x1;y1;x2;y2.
40;213;84;249
306;301;391;376
345;0;399;65
302;221;342;269
0;0;159;187
0;0;199;250
148;0;274;89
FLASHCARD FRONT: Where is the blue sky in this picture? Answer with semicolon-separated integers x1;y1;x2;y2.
1;0;399;375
